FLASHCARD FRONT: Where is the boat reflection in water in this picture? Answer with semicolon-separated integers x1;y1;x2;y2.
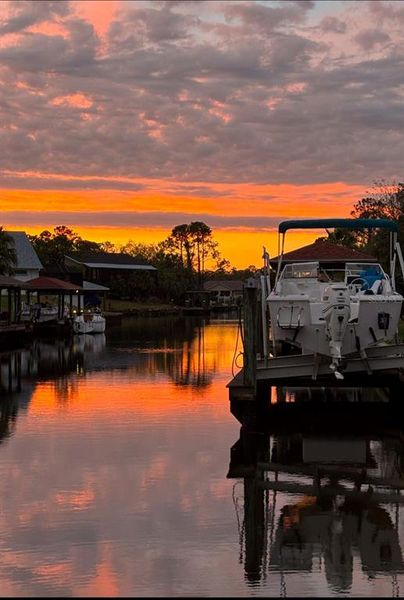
228;385;404;595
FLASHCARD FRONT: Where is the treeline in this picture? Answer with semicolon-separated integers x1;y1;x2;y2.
23;222;254;303
323;180;404;268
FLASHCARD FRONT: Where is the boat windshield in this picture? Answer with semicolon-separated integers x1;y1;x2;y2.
344;262;385;286
281;262;319;279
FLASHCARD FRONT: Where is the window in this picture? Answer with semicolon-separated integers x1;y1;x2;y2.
282;262;319;279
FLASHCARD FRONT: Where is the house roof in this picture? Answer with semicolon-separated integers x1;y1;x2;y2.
82;280;110;292
204;280;243;292
0;275;24;288
7;231;43;271
24;276;82;291
65;252;157;271
270;239;376;264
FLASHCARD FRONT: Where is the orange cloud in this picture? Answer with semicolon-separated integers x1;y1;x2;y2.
0;176;364;267
51;93;93;109
72;0;121;38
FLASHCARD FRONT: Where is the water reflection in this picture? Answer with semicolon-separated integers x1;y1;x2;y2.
228;386;404;595
0;317;239;597
1;317;239;395
0;317;238;442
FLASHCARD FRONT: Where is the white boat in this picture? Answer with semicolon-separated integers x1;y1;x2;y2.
266;218;404;379
20;304;59;323
73;311;106;334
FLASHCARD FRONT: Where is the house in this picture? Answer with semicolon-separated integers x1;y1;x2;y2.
269;239;376;271
64;252;157;285
6;231;43;281
203;279;243;307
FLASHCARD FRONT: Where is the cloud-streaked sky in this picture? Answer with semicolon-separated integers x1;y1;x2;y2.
1;0;403;266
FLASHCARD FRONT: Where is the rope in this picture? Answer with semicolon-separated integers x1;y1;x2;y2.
231;304;244;377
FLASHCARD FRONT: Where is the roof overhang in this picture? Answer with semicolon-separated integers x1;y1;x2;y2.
82;280;110;291
270;257;376;264
66;256;156;270
83;262;157;270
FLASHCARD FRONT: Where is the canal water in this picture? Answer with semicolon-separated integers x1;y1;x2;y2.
0;315;403;597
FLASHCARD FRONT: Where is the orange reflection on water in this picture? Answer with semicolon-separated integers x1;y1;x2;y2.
28;322;238;418
54;488;96;511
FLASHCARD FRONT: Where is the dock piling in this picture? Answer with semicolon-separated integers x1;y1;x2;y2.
243;279;258;390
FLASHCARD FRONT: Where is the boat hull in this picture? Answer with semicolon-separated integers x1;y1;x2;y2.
73;314;106;334
268;294;402;358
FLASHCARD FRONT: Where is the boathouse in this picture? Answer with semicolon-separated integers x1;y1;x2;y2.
0;275;30;348
24;276;83;319
64;252;157;286
0;275;23;324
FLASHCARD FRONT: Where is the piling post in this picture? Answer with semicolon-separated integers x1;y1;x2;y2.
243;278;258;390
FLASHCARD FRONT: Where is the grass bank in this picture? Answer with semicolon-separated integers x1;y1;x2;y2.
105;299;181;316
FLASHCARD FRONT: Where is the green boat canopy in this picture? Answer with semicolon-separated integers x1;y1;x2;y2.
278;218;398;234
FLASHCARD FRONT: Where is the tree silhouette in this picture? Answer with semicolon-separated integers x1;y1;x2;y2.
0;227;17;275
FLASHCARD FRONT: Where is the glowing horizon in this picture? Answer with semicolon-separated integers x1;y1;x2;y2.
1;179;363;268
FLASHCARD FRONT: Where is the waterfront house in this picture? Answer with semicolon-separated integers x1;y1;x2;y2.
203;279;243;307
6;231;43;282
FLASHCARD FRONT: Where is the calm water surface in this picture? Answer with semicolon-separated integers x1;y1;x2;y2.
0;315;403;597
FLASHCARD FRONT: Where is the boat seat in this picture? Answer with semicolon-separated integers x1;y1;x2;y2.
363;279;384;295
370;279;384;294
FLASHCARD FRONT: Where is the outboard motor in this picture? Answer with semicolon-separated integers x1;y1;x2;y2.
322;284;351;379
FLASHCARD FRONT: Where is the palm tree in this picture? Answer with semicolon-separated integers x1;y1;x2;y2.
0;227;17;275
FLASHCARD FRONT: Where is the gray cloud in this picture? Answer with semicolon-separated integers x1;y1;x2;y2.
0;174;145;191
0;0;69;35
2;210;288;231
354;28;390;51
320;16;347;34
0;0;404;188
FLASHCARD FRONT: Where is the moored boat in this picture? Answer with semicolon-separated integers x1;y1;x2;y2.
73;311;106;334
266;218;404;379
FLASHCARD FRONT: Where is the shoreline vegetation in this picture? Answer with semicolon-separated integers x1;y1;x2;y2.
106;299;183;317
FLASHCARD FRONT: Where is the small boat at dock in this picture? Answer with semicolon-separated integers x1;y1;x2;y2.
72;311;106;334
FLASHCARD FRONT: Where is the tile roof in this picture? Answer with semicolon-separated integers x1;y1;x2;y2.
7;231;43;270
270;239;376;263
24;276;82;291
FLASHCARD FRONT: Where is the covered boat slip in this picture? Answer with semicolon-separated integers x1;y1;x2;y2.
0;276;32;348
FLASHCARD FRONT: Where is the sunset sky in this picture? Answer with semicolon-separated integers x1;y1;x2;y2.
1;0;403;267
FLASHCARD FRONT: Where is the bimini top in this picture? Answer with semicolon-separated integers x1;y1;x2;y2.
278;218;398;234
